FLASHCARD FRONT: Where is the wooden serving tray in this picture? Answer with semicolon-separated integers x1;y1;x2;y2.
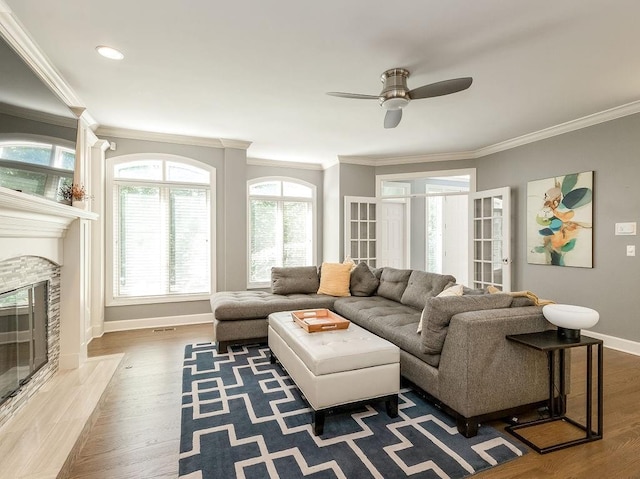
291;309;350;333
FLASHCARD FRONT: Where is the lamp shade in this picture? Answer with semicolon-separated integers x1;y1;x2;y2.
543;304;599;341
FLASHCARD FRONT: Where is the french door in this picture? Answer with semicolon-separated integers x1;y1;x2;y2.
469;187;511;292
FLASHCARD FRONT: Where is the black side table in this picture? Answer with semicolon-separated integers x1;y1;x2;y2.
505;330;603;454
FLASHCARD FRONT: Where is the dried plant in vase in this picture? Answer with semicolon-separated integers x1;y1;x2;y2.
58;183;92;204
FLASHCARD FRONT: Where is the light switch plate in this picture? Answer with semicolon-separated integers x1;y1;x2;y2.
615;222;637;235
627;245;636;256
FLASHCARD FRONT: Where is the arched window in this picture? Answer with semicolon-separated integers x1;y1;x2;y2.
247;178;316;287
107;154;215;304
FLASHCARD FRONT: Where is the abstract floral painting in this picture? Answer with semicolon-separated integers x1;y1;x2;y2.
527;171;593;267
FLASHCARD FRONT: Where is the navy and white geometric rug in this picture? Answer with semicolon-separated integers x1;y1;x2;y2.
179;343;526;479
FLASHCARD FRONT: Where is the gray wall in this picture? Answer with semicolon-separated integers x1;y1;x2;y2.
476;113;640;342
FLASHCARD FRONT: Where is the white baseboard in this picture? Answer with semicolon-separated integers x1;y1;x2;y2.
103;313;213;334
584;330;640;356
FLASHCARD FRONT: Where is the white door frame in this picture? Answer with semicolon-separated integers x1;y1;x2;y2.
376;169;476;270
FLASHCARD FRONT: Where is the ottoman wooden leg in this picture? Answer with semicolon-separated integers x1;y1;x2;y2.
386;394;399;418
313;410;325;436
270;350;277;364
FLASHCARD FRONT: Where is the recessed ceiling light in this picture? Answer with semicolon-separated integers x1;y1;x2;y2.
96;45;124;60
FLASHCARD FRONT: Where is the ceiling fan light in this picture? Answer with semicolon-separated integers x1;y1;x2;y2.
382;97;409;111
96;45;124;60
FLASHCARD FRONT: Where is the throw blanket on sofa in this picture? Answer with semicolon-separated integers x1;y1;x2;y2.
487;286;555;306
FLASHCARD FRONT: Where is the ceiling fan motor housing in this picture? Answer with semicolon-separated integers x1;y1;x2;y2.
379;68;410;110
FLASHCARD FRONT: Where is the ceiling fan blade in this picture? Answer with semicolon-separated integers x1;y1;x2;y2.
326;92;380;100
409;77;473;100
384;109;402;129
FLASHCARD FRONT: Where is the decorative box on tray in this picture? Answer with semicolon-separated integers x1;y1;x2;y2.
291;309;350;333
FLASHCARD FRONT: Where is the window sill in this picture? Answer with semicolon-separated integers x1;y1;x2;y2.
106;293;210;307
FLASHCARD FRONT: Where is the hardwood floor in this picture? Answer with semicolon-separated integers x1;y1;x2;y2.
66;324;211;479
66;325;640;478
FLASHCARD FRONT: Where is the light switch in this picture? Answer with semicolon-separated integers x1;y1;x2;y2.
627;245;636;256
615;222;637;235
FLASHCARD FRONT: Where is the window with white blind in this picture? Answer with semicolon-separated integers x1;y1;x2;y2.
248;178;315;287
107;155;214;305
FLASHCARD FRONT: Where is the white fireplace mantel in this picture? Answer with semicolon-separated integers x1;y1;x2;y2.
0;186;97;236
0;186;97;264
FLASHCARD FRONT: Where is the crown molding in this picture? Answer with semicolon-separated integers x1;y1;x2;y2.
337;150;475;167
475;100;640;158
0;7;98;128
247;157;323;170
96;126;252;150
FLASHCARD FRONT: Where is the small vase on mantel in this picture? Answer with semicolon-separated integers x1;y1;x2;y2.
72;198;87;210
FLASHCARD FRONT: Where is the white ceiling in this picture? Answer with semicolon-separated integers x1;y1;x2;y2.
4;0;640;165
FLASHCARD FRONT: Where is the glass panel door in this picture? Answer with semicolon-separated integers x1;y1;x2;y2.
469;187;511;291
344;196;377;267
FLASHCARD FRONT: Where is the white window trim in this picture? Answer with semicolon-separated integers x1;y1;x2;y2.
246;176;317;289
105;153;216;306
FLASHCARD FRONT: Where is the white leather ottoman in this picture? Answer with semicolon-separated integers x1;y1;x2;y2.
268;310;400;435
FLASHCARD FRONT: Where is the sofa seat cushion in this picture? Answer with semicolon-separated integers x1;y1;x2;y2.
211;291;336;320
333;296;433;360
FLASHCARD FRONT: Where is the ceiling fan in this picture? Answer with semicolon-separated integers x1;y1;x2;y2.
327;68;472;129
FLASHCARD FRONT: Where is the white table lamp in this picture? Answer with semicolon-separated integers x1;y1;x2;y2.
542;304;599;341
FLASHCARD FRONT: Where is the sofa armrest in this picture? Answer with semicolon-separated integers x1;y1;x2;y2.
437;306;552;418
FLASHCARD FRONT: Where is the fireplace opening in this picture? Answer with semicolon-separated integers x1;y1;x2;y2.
0;281;48;404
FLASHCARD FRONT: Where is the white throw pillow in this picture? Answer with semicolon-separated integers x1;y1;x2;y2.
417;284;463;333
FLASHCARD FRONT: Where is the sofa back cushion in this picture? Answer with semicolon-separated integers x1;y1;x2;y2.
420;293;513;367
349;262;380;296
271;266;319;295
376;267;412;302
400;270;456;310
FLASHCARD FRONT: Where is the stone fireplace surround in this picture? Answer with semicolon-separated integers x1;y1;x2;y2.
0;256;60;429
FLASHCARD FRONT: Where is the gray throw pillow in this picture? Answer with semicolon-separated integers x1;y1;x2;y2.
271;266;319;295
400;270;456;310
371;267;383;280
376;267;412;302
420;293;513;366
349;262;379;296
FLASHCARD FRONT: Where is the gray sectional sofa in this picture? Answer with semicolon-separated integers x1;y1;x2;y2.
210;263;553;437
